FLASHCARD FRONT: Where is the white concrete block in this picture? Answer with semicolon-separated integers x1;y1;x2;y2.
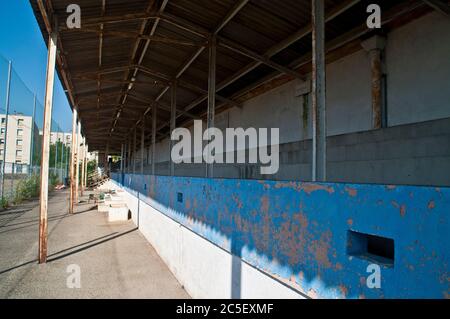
108;204;129;222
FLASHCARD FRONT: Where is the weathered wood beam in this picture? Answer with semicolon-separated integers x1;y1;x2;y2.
38;28;58;264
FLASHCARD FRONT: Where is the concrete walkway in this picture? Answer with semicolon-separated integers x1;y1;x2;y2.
0;190;189;298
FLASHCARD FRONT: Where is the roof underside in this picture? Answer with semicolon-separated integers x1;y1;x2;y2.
29;0;430;153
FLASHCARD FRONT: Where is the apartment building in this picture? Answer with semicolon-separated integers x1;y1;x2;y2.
0;114;38;166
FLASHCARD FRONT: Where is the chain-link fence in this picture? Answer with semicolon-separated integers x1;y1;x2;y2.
0;55;71;205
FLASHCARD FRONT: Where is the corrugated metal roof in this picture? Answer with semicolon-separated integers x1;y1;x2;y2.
29;0;429;152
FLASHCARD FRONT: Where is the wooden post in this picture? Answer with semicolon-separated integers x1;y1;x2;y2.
38;30;58;264
80;136;85;196
75;121;81;203
169;81;177;176
206;36;216;178
69;108;77;214
311;0;327;182
151;105;157;175
84;141;88;188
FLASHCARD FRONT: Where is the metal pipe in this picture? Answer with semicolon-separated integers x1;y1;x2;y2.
206;36;216;178
30;94;37;171
140;121;145;174
170;81;177;176
151;105;156;175
1;61;12;200
311;0;327;182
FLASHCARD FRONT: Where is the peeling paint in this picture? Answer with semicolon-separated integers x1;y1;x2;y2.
111;173;450;299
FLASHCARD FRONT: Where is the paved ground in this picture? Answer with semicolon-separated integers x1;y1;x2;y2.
0;189;189;298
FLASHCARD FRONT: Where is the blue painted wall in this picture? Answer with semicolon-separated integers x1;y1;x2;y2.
111;172;449;299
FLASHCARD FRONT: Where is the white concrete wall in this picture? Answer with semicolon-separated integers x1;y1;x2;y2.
106;180;305;299
386;12;450;126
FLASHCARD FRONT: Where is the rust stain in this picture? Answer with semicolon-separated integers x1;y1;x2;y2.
307;288;319;299
300;183;335;195
309;231;332;269
274;181;334;194
347;219;353;226
261;196;269;213
391;201;406;217
185;199;191;210
339;285;348;298
400;205;406;217
345;187;358;197
386;185;396;190
428;200;435;210
232;194;243;209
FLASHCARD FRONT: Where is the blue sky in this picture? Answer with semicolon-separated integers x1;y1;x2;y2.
0;0;72;132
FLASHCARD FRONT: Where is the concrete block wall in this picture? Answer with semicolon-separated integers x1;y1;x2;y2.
145;117;450;186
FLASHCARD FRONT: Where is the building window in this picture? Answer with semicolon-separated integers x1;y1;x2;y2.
17;119;24;126
17;129;23;136
1;118;5;125
0;139;4;145
0;128;5;135
0;149;3;156
16;139;23;146
16;150;22;157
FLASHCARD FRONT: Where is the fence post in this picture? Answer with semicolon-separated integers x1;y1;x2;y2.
1;60;12;200
29;94;37;175
10;163;14;200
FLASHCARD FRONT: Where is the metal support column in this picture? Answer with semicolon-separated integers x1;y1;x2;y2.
140;120;145;174
206;36;216;178
133;128;136;174
169;81;177;176
38;30;58;263
151;105;157;175
29;94;37;173
361;35;386;129
120;143;124;174
311;0;327;182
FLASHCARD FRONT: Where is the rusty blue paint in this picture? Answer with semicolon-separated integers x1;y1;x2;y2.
111;172;450;299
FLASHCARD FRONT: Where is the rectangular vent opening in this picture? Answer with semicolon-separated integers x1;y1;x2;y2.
347;230;394;266
177;192;183;203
